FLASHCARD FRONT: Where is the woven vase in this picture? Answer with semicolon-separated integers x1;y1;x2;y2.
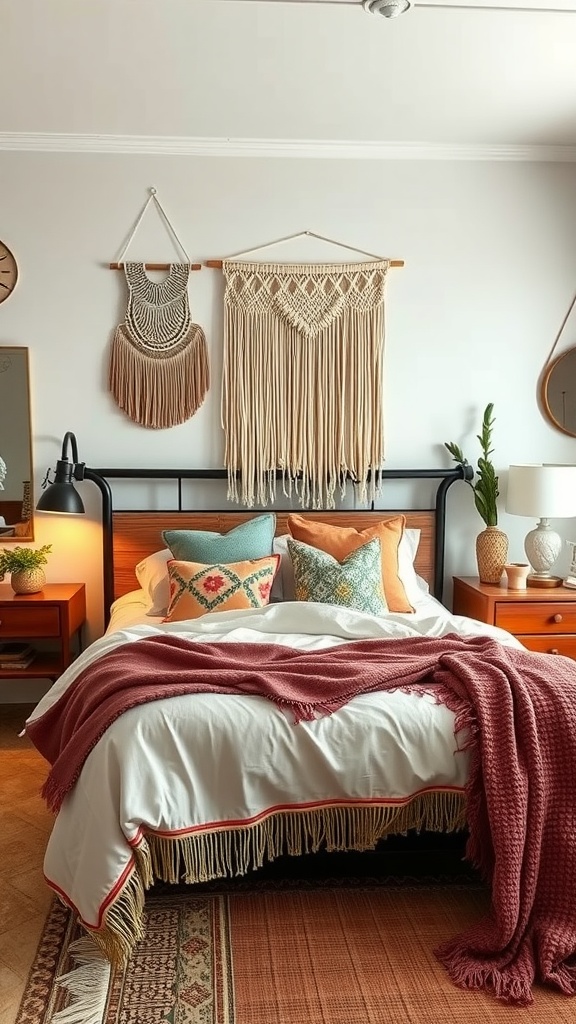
476;526;509;585
11;567;46;594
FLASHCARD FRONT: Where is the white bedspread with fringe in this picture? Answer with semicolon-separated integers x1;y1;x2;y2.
27;599;521;971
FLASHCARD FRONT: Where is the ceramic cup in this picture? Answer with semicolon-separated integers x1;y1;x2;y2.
504;563;530;590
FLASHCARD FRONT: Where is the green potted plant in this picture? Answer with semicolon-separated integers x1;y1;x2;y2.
0;544;52;594
444;403;508;583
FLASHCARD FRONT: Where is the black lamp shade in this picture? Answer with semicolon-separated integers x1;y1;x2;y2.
34;431;115;624
36;481;85;514
36;441;86;515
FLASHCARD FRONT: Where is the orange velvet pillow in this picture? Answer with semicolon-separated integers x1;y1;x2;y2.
287;514;413;613
165;556;280;622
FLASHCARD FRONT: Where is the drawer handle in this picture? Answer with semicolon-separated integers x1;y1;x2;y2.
550;648;560;655
553;613;563;624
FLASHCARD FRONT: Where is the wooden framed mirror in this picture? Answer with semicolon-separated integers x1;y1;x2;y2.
541;346;576;438
0;347;34;540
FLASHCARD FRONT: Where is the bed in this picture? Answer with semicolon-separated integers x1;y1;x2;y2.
25;467;576;1005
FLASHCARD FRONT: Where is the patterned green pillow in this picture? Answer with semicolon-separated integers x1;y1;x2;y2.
286;537;388;615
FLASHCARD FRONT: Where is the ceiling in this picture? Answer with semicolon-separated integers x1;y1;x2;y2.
1;0;576;151
221;0;576;8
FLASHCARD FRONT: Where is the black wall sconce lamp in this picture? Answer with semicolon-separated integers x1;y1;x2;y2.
37;432;87;515
36;432;114;624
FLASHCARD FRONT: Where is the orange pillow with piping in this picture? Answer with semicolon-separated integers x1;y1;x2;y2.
287;514;413;613
165;555;280;622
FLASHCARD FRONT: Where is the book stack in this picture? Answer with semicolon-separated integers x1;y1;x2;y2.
0;642;36;670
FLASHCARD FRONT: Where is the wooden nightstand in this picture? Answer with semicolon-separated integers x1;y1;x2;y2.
452;576;576;658
0;583;86;681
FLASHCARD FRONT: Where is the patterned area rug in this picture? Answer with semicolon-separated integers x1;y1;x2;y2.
15;880;576;1024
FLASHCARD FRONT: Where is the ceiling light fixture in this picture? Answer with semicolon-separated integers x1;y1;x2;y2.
217;0;576;17
363;0;413;13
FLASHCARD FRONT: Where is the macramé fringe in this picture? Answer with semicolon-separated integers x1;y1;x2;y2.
86;791;467;966
109;323;209;429
221;260;387;509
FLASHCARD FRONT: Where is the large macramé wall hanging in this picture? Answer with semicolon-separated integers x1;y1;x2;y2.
214;232;402;509
108;188;209;430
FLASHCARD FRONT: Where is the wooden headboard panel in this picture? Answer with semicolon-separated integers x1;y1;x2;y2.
111;509;436;602
85;465;470;623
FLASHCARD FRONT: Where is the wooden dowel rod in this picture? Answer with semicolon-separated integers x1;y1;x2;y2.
205;258;404;269
109;262;202;271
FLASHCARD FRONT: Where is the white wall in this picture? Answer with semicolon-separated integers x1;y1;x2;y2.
1;152;576;701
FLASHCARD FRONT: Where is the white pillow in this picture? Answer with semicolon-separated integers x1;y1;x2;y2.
270;536;285;602
398;529;430;606
273;535;295;601
135;548;171;616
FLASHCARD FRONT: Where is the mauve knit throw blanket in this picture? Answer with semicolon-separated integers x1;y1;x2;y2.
27;632;576;1005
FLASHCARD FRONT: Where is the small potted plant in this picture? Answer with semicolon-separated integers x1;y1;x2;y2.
444;403;508;583
0;544;52;594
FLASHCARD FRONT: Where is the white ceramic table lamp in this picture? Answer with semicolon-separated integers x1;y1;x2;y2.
505;464;576;587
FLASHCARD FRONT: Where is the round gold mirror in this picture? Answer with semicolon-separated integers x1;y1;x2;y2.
541;346;576;438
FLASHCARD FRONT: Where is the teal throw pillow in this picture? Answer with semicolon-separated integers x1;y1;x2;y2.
287;537;388;616
163;514;276;565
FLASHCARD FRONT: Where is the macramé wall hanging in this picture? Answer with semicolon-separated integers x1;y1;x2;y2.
108;188;209;430
208;231;403;509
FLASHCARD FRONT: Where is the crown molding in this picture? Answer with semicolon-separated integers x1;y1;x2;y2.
214;0;576;9
0;132;575;161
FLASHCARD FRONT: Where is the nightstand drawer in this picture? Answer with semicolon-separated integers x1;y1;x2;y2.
495;603;576;635
520;635;576;658
0;605;60;637
0;584;86;681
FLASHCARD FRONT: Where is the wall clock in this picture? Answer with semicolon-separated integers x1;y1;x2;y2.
0;240;18;304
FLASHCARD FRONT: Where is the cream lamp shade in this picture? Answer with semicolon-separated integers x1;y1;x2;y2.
505;464;576;586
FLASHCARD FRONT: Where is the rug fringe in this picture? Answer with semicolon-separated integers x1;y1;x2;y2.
52;937;111;1024
88;792;466;966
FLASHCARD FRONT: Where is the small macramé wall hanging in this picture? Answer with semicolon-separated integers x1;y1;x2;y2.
108;188;209;430
207;231;403;509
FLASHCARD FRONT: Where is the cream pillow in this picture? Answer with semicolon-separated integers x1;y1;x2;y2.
398;529;430;606
135;549;171;616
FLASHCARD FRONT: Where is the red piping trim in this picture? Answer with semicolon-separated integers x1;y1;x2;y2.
44;858;136;930
44;785;465;930
127;786;465;843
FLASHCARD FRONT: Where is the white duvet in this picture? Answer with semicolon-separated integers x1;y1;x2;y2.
27;596;521;934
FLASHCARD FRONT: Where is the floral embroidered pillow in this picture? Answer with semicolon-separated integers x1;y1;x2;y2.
286;537;388;616
164;555;280;622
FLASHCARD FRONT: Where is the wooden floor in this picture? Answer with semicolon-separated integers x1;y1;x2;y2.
0;706;475;1024
0;704;54;1024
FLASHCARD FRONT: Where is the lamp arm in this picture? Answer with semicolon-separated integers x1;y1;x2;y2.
61;431;78;464
84;468;114;628
60;431;86;481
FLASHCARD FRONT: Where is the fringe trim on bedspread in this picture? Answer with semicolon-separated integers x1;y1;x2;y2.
86;791;467;966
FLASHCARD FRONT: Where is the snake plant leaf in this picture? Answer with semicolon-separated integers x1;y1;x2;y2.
444;404;499;527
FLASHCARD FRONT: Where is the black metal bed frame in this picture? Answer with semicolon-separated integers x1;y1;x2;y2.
85;465;470;623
